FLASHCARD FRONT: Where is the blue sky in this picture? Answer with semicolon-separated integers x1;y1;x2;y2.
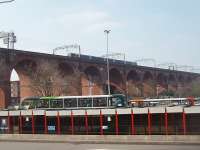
0;0;200;69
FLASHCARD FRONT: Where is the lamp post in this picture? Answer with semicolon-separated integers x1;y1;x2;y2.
102;52;126;96
104;30;111;95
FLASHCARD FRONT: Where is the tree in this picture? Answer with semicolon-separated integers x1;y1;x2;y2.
186;78;200;97
27;61;77;97
159;90;175;97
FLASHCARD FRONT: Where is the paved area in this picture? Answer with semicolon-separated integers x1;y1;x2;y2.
1;134;200;145
0;142;200;150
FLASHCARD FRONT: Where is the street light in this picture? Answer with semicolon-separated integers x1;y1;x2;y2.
104;29;111;95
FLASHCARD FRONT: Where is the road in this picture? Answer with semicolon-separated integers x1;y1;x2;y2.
0;142;200;150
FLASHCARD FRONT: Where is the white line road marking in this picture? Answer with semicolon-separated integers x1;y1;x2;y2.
88;149;110;150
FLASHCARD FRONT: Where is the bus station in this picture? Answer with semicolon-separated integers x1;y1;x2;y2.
0;98;200;135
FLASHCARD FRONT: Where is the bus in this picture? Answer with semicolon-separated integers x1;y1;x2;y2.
20;94;126;110
128;97;200;108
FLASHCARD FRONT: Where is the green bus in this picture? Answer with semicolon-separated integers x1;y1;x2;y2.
20;94;126;110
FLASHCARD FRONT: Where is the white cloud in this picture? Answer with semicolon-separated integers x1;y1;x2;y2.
45;10;123;34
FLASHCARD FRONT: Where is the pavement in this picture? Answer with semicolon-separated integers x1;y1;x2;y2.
0;142;200;150
1;134;200;145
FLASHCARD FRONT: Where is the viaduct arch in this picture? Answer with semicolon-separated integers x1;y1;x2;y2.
0;48;199;108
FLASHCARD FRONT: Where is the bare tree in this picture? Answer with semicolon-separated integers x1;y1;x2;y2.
186;78;200;97
27;61;77;97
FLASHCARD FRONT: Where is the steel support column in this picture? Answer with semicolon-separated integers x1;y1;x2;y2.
100;110;103;135
131;109;135;135
85;110;88;135
182;110;186;135
19;111;22;134
165;108;168;135
7;111;11;134
171;113;174;134
44;111;47;134
71;111;74;135
31;110;35;134
57;111;61;134
115;110;119;135
148;109;151;135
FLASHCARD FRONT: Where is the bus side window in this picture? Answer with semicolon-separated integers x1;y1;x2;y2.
93;98;107;107
38;99;49;108
111;97;116;106
50;99;63;108
78;98;92;107
64;98;77;108
29;100;34;109
36;100;41;108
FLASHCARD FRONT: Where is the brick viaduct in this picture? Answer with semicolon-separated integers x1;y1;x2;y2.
0;48;199;108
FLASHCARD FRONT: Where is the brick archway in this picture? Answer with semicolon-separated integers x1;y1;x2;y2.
143;71;154;97
156;73;168;96
109;68;124;94
82;66;103;95
58;62;79;95
104;82;124;94
13;59;37;99
168;74;177;95
177;75;185;97
127;70;141;98
59;62;74;76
